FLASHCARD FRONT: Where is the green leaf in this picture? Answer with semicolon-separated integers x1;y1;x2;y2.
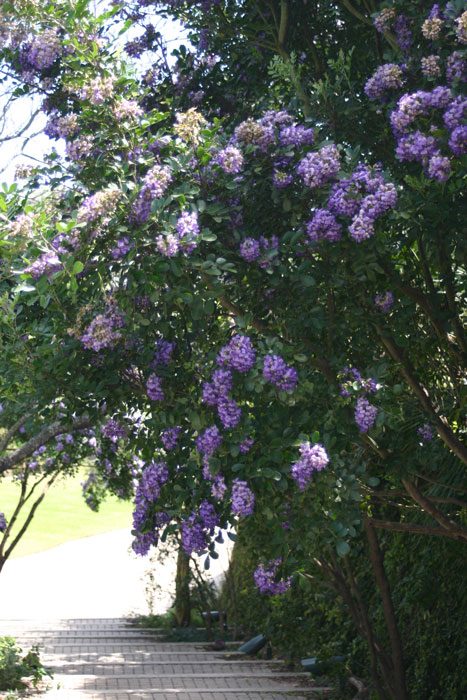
336;540;350;557
72;261;84;274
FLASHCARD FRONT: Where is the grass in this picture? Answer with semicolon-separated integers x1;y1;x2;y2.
0;471;132;558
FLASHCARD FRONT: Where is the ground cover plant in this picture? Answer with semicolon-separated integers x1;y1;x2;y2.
0;1;465;697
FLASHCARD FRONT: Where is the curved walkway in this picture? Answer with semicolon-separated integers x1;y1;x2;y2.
0;529;228;619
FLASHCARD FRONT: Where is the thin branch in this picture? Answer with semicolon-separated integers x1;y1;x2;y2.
0;416;90;474
375;327;467;465
369;518;467;542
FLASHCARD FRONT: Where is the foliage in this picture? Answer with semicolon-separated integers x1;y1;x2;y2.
0;637;49;692
0;1;465;697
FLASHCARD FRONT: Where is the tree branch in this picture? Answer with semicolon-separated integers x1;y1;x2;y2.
368;518;467;542
0;416;90;475
375;327;467;465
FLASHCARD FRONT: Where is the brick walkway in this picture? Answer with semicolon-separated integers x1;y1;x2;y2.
2;618;331;699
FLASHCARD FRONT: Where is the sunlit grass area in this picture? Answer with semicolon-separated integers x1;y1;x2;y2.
0;471;132;558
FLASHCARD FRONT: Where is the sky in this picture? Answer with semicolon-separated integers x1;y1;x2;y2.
0;10;188;184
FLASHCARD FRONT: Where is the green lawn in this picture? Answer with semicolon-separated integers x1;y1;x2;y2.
0;472;133;558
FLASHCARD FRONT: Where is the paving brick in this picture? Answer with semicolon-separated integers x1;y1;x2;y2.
3;618;331;700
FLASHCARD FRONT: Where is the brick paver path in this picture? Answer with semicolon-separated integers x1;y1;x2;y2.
2;618;331;699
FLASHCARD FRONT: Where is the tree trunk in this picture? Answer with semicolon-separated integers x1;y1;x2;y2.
364;519;408;700
174;545;191;627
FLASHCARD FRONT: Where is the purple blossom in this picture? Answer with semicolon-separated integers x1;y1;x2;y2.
199;500;219;530
272;169;294;188
217;396;242;429
447;51;467;83
427;154;451;181
181;514;208;555
25;251;62;279
239;437;254;454
297;145;340;188
147;373;164;401
374;291;395;313
202;368;233;406
443;96;466;130
240;238;261;262
214;145;244;173
217;335;256;373
354;397;378;432
394;15;413;53
0;513;7;532
211;474;227;500
306;209;342;244
152;339;175;367
139;461;169;502
161;426;181;451
196;425;222;457
417;423;434;442
231;479;255;517
132;530;158;556
27;30;61;70
365;64;404;101
279;124;314;147
81;306;125;351
291;442;329;490
373;8;396;34
176;211;200;254
263;354;298;392
448;125;467;156
254;558;292;595
110;237;132;259
156;233;180;257
131;165;172;224
102;419;127;442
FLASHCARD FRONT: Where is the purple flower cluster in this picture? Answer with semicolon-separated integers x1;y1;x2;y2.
132;165;173;223
279;124;314;147
297;145;340;188
181;515;207;555
196;425;222;458
417;423;434;442
27;30;62;71
139;461;169;502
153;339;175;367
239;238;261;262
239;235;279;266
373;8;396;34
390;86;466;180
214;145;244;173
365;64;404;101
161;426;181;450
211;473;227;500
25;251;62;279
447;52;467;83
77;188;121;225
102;419;127;442
354;397;378;432
239;437;254;454
254;558;292;595
175;211;200;254
231;478;255;516
45;112;79;140
217;335;256;373
202;368;233;405
291;442;329;490
339;367;378;398
325;164;397;242
306;208;342;244
0;512;7;533
394;15;413;53
263;354;298;392
147;373;164;401
374;291;395;313
110;237;132;259
81;306;125;351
